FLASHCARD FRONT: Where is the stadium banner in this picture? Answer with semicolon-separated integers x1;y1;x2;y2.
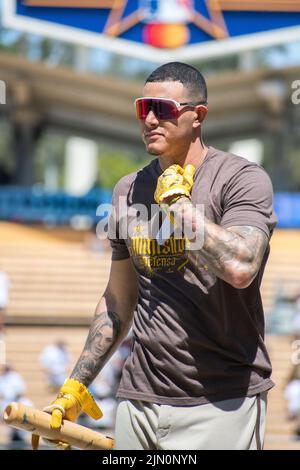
3;0;300;61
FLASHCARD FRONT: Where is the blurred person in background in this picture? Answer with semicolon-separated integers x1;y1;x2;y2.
285;362;300;421
0;364;33;447
284;361;300;440
39;340;70;392
36;62;277;451
0;364;26;410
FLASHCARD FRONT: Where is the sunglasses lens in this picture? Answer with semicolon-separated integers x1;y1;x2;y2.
135;99;177;120
135;99;151;119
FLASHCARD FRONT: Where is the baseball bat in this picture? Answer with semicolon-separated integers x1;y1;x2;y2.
3;402;115;450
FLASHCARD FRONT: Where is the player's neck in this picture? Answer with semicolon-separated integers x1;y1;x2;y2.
158;141;208;172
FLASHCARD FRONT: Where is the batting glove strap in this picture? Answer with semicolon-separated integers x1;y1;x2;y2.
60;378;103;420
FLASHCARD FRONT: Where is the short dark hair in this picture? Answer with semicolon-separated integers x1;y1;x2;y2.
145;62;207;103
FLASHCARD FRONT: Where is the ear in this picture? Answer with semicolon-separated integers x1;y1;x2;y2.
192;105;208;129
197;105;208;123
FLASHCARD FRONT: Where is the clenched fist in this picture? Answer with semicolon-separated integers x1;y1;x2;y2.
154;164;195;204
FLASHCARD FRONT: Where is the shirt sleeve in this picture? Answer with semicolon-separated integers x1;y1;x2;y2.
108;183;130;261
220;164;278;238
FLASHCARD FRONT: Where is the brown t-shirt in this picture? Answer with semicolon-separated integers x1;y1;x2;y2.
109;146;277;405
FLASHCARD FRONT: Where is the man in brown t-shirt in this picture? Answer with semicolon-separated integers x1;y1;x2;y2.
42;62;277;450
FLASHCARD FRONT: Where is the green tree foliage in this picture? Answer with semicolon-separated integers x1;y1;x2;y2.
98;150;150;189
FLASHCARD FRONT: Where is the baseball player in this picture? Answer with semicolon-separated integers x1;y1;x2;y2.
37;62;277;450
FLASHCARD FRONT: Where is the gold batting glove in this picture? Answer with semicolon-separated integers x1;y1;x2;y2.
44;378;103;428
154;164;195;204
31;378;103;450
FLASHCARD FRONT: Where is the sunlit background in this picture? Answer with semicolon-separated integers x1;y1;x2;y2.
1;0;300;450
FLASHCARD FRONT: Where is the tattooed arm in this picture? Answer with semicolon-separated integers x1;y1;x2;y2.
174;198;269;289
70;258;138;387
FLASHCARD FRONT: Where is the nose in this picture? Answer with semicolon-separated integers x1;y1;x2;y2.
144;109;159;127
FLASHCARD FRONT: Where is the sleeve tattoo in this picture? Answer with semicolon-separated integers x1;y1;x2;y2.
174;199;269;287
70;310;121;386
203;224;269;284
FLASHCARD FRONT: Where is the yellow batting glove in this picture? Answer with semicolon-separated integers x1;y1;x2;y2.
44;378;103;428
154;164;196;204
32;378;103;450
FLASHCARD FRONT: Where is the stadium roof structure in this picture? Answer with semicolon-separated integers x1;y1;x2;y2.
1;52;299;141
0;51;300;185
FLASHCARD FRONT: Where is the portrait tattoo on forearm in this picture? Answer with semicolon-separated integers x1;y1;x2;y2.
70;311;121;386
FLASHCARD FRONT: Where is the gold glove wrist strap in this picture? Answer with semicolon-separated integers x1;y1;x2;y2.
61;378;103;419
168;195;190;206
156;186;191;203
